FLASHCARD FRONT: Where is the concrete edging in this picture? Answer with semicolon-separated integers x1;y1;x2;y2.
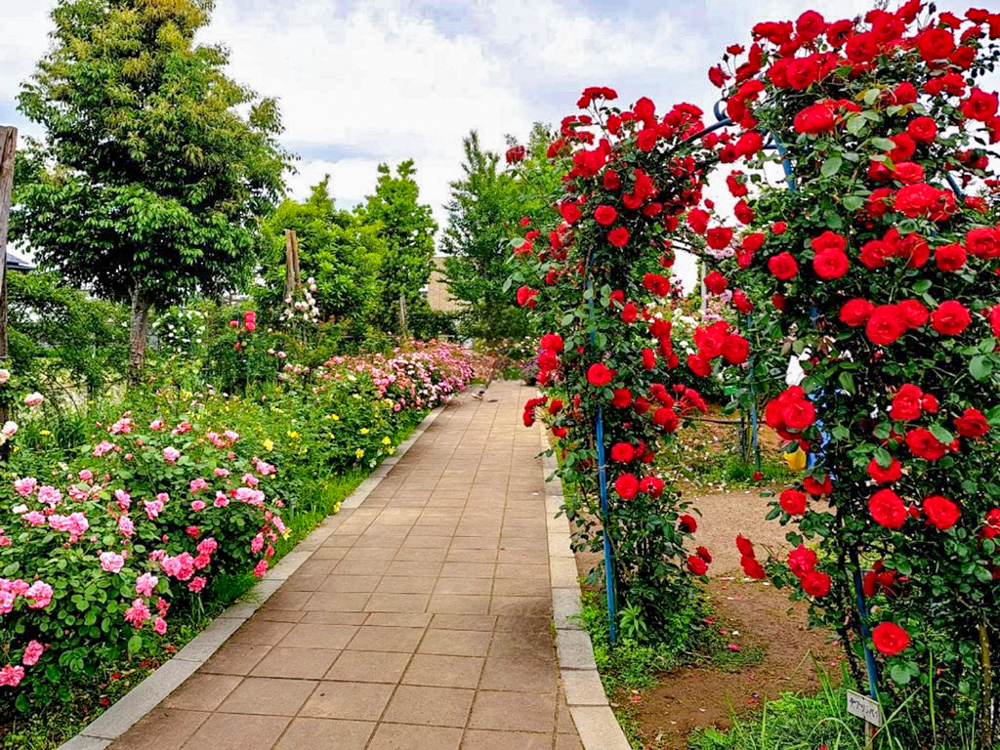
57;404;448;750
541;428;632;750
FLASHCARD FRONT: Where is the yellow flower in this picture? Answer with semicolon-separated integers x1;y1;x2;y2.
331;414;340;421
355;448;365;458
359;428;369;435
382;437;391;445
39;430;51;436
263;438;274;451
287;430;299;439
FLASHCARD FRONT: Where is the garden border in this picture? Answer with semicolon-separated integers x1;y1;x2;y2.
540;427;632;750
56;404;447;750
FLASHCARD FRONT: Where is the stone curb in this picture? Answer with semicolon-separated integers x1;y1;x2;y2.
58;403;447;750
541;428;632;750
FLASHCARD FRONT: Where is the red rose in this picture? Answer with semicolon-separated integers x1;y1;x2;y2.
652;407;679;432
587;363;613;386
954;408;989;438
813;249;849;280
733;289;754;314
898;299;929;329
893;183;948;218
706;227;734;250
890;383;924;421
722;335;749;365
867;456;902;484
636;127;658;152
768;252;798;280
966;227;1000;259
696;546;712;563
607;227;629;248
610;443;634;462
540;333;564;352
865;305;907;346
800;570;831;598
704;270;728;294
615;473;639;501
803;475;832;496
734;200;755;225
840;298;874;327
679;514;698;533
907;116;938;143
931;300;971;336
560;202;582;224
741;556;766;579
793;101;837;134
810;230;846;254
611;388;632;409
888;132;916;162
906;428;947;460
736;534;755;558
641;348;656;370
869;489;908;529
961;88;999;122
779;489;807;515
686;208;709;235
771;221;787;234
787;544;817;577
726;172;748;197
872;622;910;656
620;302;638;324
935;243;966;271
796;10;825;39
516;286;538;308
594;205;617;226
893;82;918;104
923;495;960;530
687;555;708;575
918;28;955;61
639;475;665;497
602;170;621;190
687;353;712;377
985;509;1000;539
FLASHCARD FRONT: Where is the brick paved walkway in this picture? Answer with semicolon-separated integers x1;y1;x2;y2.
110;381;582;750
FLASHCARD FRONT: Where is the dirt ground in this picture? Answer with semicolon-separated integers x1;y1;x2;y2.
573;480;842;749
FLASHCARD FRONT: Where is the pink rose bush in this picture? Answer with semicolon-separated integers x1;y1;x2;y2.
1;341;478;708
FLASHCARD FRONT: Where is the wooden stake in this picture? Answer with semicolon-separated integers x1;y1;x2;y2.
283;229;297;301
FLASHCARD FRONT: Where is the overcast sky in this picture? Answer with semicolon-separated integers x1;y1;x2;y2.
2;0;995;289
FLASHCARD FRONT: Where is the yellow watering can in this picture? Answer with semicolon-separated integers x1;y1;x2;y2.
784;447;807;472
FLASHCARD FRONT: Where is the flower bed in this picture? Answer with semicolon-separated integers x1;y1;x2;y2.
0;341;475;713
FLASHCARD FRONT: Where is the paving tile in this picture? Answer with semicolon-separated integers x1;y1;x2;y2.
366;723;463;750
249;647;340;679
434;577;493;596
346;625;425;653
216;677;316;716
229;619;294;646
430;614;497;631
364;612;432;628
460;729;552;750
468;690;557;732
478;656;558;693
299;681;394;721
109;708;208;750
179;713;289;750
303;592;371;612
381;685;475;727
298;610;368;625
278;623;359;650
364;592;431;613
200;643;271;675
273;718;374;750
324;650;411;683
163;673;242;711
318;574;382;593
427;594;491;614
402;654;484;688
374;576;437;594
418;629;492;657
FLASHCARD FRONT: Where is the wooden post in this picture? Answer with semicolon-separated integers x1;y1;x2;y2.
283;229;297;301
0;127;17;456
399;292;408;340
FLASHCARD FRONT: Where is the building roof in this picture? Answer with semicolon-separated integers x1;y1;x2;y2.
7;252;33;272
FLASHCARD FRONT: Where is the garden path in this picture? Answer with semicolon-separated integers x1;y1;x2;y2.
109;381;582;750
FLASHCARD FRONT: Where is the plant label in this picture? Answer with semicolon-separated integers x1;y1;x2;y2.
846;690;883;727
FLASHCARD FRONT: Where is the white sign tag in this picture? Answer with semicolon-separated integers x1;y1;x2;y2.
846;689;883;727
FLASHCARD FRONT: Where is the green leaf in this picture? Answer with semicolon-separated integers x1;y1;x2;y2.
837;371;855;394
127;634;143;655
871;137;896;151
820;156;842;177
842;195;865;211
890;664;912;685
930;424;954;444
911;279;932;293
970;355;992;381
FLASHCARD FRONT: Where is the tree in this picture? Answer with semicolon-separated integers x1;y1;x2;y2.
12;0;289;383
443;125;559;343
257;177;384;343
356;160;437;332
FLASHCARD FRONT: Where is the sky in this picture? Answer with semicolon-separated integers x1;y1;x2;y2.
1;0;995;289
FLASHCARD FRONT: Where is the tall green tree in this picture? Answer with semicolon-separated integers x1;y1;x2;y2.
13;0;289;382
443;124;560;343
357;160;437;332
258;177;384;339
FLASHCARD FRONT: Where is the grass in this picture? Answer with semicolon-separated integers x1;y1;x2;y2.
687;666;997;750
1;413;426;750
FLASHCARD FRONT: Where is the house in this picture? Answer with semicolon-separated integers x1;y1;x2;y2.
424;255;461;313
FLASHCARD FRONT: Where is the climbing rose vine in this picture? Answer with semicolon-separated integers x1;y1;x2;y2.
510;87;719;637
701;1;1000;743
